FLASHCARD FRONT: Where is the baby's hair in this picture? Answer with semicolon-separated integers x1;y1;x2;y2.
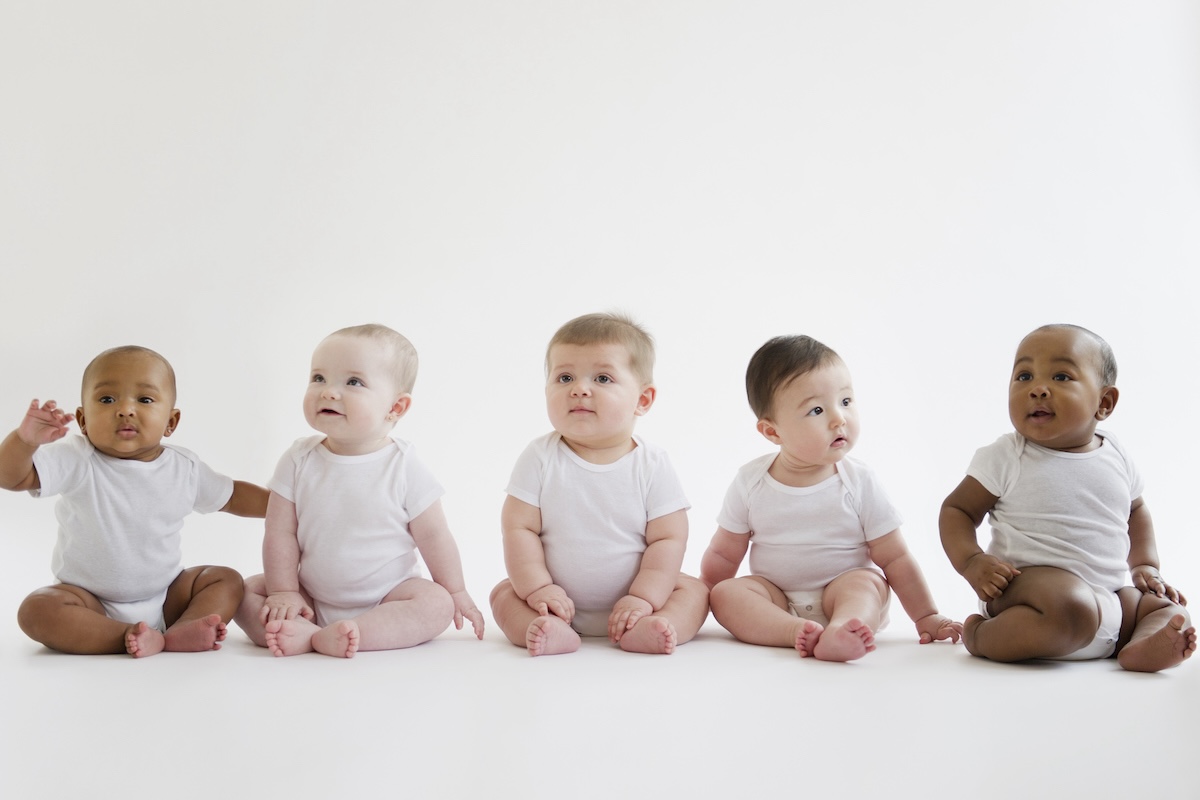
746;335;841;419
82;346;177;401
1028;323;1118;386
328;323;419;393
546;312;656;385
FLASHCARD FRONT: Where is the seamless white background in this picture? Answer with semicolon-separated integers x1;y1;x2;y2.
1;4;1197;798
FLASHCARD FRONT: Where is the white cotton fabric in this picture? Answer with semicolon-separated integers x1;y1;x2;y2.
506;432;689;635
31;434;233;603
270;436;443;624
716;453;901;593
967;431;1141;592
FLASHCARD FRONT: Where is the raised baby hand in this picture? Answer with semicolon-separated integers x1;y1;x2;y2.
18;399;73;446
261;591;314;624
963;553;1021;601
916;612;963;644
608;594;653;643
451;590;486;639
526;584;574;623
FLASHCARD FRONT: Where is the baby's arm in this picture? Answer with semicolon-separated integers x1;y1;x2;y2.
609;509;688;641
939;476;1019;601
410;499;484;638
260;492;314;623
501;495;574;622
868;529;961;643
1127;496;1186;605
0;399;73;492
699;526;750;589
220;480;269;518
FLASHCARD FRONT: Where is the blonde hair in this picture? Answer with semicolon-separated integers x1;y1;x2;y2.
328;323;419;393
545;312;655;385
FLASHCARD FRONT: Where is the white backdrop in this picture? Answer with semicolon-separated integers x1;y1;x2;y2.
0;7;1197;790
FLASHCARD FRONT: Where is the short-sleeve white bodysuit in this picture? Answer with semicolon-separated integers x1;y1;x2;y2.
32;434;234;630
505;432;690;636
270;436;444;627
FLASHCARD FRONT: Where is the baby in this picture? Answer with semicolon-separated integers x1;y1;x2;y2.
0;345;268;657
235;324;484;658
940;324;1195;671
701;335;961;661
489;312;709;656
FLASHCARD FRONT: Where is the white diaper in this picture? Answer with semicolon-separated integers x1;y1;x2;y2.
785;586;891;632
570;609;610;638
979;582;1121;660
100;590;168;633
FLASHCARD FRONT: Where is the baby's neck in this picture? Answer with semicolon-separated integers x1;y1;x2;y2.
560;435;636;465
768;453;835;488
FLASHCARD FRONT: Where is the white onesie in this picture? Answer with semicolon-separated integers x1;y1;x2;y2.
31;434;234;628
716;453;901;593
270;435;443;627
506;432;690;636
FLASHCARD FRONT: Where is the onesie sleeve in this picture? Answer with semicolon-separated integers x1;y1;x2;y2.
966;433;1019;499
505;435;548;509
190;456;235;514
844;460;903;541
715;471;752;535
643;447;690;522
29;435;91;498
397;442;444;522
267;437;310;503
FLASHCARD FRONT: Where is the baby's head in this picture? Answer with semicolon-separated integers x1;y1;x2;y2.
746;335;859;467
1009;324;1118;452
77;345;180;462
543;312;657;458
305;324;418;455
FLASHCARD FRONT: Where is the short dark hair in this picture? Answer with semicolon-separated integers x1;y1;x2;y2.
745;335;841;419
82;346;177;402
1028;324;1118;386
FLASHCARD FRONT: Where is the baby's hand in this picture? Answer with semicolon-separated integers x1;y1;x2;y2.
261;591;314;624
18;399;73;447
526;584;574;623
450;590;485;639
915;613;963;644
963;553;1021;601
608;594;653;644
1131;565;1187;605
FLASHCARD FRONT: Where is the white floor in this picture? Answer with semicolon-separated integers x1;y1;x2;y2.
1;507;1195;800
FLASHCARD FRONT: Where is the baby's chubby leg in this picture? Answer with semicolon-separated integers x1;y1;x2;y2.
963;566;1101;662
813;569;889;662
161;565;244;653
489;580;580;656
709;575;816;653
18;584;134;655
617;574;709;655
1116;588;1197;673
347;577;454;653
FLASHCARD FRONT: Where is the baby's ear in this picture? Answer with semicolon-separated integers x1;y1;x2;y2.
1095;385;1119;420
634;384;657;416
390;394;412;421
756;418;781;444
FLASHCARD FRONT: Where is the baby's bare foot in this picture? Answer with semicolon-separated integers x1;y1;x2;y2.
1118;614;1197;673
526;615;581;657
813;618;875;662
312;620;360;659
618;616;677;655
164;614;226;653
264;618;317;657
125;621;165;658
794;619;824;658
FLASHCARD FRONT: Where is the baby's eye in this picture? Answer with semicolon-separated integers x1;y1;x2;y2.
841;397;852;407
138;396;154;404
807;406;824;416
98;396;115;404
595;375;612;385
1052;373;1071;382
347;377;364;387
312;374;325;384
556;374;573;384
1014;372;1031;382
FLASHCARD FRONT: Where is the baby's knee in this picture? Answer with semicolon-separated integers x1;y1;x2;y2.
488;579;517;608
1042;588;1103;645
